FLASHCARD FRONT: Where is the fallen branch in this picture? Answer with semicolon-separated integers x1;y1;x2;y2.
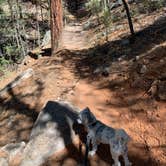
0;68;34;96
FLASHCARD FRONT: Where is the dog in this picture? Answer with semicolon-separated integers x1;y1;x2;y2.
77;107;131;166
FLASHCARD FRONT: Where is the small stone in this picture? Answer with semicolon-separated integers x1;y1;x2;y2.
118;57;123;61
93;67;102;74
24;61;27;65
69;90;74;95
140;65;147;74
160;59;164;63
121;87;125;91
121;39;130;45
136;56;140;60
102;66;110;77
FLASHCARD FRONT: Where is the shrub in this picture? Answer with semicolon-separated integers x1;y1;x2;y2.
142;0;165;13
0;56;9;67
5;45;22;63
101;7;112;41
86;0;102;24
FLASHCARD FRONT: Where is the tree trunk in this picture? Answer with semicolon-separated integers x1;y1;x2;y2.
7;0;14;20
121;0;135;38
50;0;63;54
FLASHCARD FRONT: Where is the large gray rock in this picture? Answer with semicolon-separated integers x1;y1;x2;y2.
20;101;80;166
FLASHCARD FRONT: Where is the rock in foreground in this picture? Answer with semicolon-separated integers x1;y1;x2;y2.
20;101;80;166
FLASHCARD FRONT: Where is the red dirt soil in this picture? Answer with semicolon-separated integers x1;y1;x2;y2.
0;14;166;166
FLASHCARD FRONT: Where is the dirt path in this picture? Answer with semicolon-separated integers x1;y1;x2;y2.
0;21;166;166
61;24;88;50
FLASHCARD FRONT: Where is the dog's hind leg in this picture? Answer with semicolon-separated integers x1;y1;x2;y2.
111;151;121;166
122;152;132;166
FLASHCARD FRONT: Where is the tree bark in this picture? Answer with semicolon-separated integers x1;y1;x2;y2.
7;0;14;20
50;0;63;54
121;0;135;38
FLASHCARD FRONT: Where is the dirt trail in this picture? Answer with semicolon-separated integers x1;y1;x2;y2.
0;20;166;166
61;24;88;50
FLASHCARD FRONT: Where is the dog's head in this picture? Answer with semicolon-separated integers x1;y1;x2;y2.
77;107;96;127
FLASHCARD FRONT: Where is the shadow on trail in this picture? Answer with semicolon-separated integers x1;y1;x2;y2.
58;15;166;79
0;79;44;145
0;79;44;120
56;14;166;113
64;0;87;18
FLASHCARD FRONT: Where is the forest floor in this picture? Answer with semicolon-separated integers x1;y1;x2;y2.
0;8;166;166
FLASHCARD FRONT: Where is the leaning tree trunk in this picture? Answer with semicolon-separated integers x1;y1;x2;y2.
50;0;63;54
121;0;135;38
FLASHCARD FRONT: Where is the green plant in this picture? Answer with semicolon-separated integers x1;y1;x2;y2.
130;8;139;17
86;0;112;40
101;7;112;41
0;0;5;4
5;45;22;63
86;0;102;24
0;56;9;67
142;0;165;13
111;14;121;23
86;0;102;13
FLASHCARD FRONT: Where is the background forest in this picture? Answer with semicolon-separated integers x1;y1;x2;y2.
0;0;165;71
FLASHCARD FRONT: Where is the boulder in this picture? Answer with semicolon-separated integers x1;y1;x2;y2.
20;101;80;166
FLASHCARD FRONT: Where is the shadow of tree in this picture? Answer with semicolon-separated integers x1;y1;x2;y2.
0;79;44;120
64;0;87;18
58;15;166;80
0;79;45;145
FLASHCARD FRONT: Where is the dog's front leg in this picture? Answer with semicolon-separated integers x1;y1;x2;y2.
86;133;91;146
123;152;132;166
89;139;98;156
86;133;97;156
88;137;98;156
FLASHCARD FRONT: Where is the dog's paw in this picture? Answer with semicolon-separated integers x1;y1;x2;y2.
112;161;121;166
126;162;132;166
77;119;82;124
88;150;96;156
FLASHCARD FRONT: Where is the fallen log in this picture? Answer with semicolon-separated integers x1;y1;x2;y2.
0;68;34;97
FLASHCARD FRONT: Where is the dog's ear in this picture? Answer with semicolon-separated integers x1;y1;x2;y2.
89;111;96;122
84;107;96;124
83;107;91;112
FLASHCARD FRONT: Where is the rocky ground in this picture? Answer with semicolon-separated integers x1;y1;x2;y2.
0;7;166;166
